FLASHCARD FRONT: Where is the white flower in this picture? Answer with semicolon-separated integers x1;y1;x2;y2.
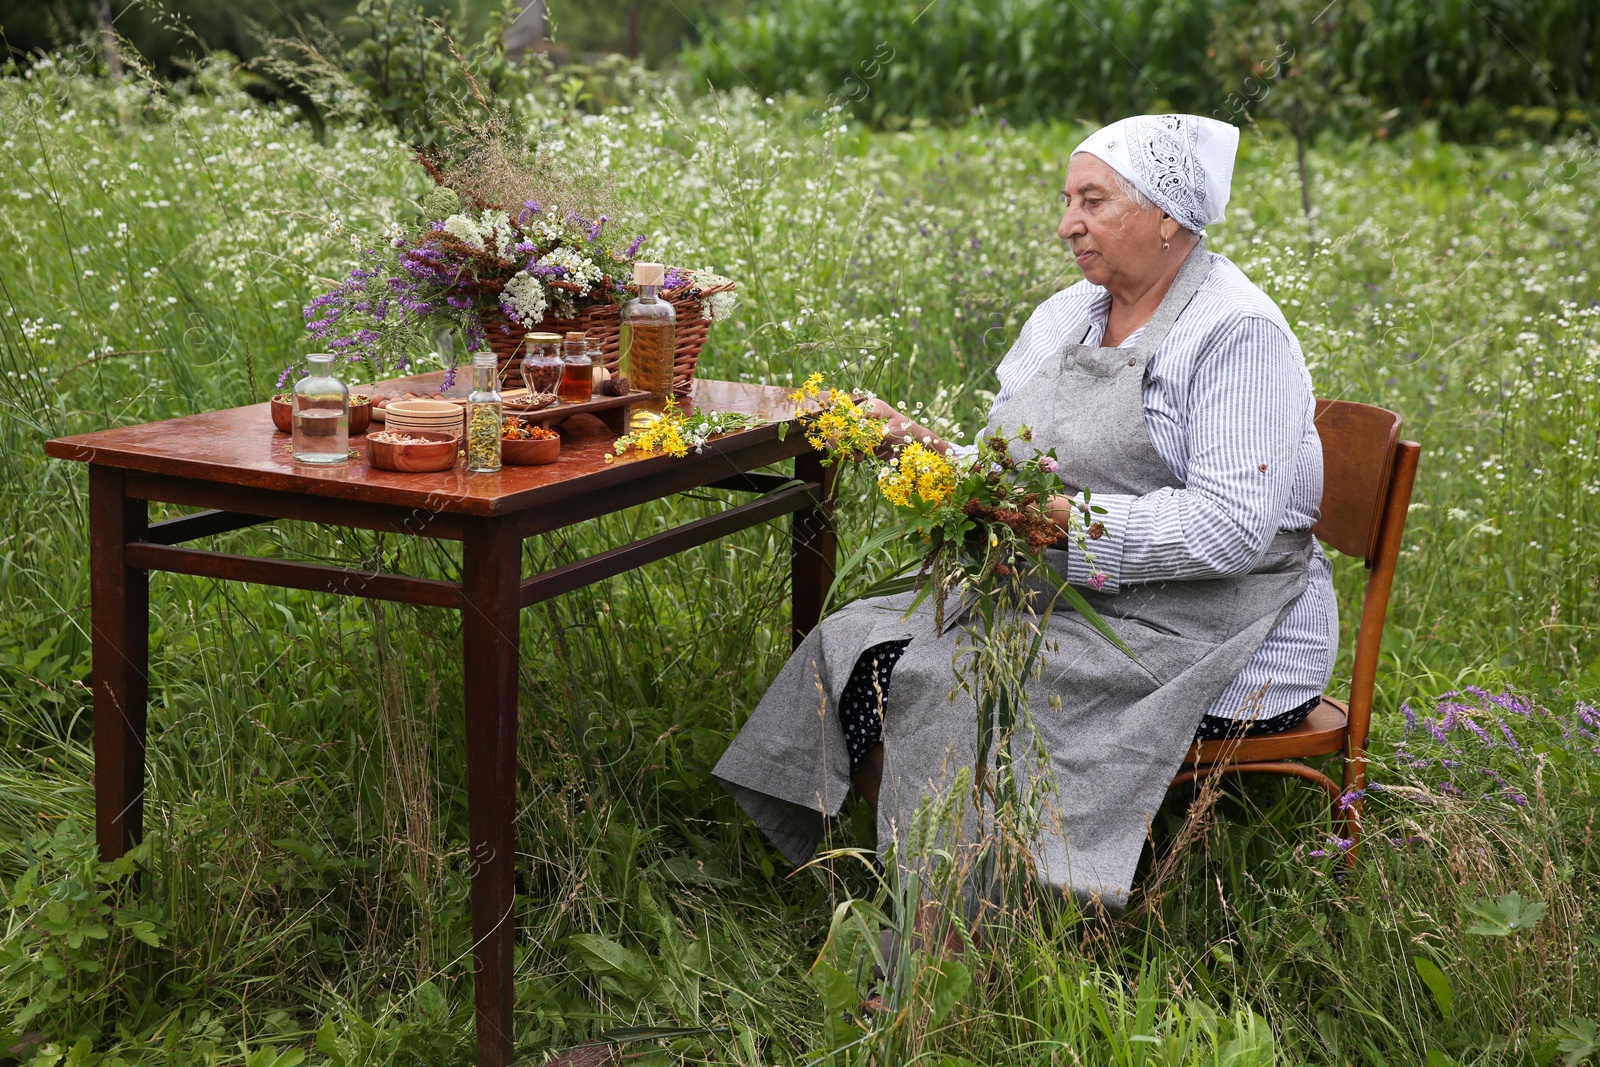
441;212;484;249
501;270;548;328
477;209;516;257
689;268;737;320
535;246;604;295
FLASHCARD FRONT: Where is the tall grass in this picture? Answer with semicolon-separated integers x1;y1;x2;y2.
0;49;1596;1065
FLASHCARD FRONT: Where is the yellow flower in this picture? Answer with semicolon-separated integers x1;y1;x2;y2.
877;441;955;511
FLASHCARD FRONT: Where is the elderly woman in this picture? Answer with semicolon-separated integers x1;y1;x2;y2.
715;115;1335;912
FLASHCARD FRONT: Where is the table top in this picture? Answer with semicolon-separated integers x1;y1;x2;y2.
45;375;808;517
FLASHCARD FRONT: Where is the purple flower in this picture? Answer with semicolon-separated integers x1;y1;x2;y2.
441;364;457;390
1440;781;1464;797
588;215;608;241
1337;788;1366;811
1497;721;1522;752
275;365;296;390
1308;849;1329;859
518;200;541;224
1401;701;1416;740
623;234;645;258
1039;455;1058;473
1502;790;1528;807
1087;571;1108;592
1578;702;1599;730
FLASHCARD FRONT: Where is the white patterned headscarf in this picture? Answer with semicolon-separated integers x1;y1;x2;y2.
1072;115;1240;234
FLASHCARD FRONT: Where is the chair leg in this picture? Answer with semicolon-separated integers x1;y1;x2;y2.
1174;760;1348;858
1340;751;1368;865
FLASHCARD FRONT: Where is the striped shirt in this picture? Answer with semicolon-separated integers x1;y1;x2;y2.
970;250;1337;720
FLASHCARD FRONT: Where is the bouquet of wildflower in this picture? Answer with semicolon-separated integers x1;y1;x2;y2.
288;133;736;390
605;408;767;463
790;374;1116;636
794;374;1133;823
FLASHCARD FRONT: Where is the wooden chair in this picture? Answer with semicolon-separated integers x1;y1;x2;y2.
1173;399;1421;853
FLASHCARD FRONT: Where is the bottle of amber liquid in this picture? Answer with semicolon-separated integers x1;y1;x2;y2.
558;331;593;404
620;262;675;412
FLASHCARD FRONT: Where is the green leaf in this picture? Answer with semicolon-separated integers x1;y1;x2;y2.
569;933;655;990
1033;564;1134;658
1551;1017;1600;1067
1424;1051;1458;1067
1464;891;1546;936
809;960;860;1050
1412;956;1454;1026
776;420;788;441
927;959;972;1027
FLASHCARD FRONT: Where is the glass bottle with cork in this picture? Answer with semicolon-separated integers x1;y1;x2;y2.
465;352;503;473
292;352;349;464
620;261;675;412
558;330;594;404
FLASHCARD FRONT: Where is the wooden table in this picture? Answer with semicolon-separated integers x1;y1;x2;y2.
44;376;835;1067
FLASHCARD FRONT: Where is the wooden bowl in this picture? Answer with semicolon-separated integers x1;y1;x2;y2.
501;434;560;466
348;394;372;435
367;430;460;473
271;394;372;435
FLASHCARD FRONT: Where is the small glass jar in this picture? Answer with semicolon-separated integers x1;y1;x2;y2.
558;330;593;404
465;352;503;473
519;331;564;394
292;352;349;464
587;337;608;390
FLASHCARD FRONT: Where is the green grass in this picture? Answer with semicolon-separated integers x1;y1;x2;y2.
0;51;1597;1066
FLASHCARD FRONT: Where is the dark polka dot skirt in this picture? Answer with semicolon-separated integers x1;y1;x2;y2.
1192;694;1321;741
837;640;911;772
838;640;1320;770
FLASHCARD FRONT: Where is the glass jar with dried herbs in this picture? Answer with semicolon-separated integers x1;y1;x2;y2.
465;352;503;473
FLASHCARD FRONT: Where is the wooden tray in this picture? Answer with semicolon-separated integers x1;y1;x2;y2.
508;390;654;435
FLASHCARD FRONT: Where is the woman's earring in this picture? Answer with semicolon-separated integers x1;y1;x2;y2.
1162;240;1171;250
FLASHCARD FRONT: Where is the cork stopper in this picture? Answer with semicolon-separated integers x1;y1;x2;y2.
633;261;665;286
565;331;587;342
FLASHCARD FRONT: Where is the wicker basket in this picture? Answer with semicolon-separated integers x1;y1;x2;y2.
484;279;735;397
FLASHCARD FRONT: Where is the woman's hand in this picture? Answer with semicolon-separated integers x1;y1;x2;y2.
866;397;954;455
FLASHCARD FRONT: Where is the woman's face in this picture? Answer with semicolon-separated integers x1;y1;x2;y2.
1057;154;1168;293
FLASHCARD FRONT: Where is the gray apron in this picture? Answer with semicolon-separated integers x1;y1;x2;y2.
715;242;1312;912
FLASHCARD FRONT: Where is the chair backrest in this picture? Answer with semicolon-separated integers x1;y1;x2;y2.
1312;398;1420;756
1312;399;1402;568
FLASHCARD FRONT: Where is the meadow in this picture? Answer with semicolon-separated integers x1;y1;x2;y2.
0;51;1597;1066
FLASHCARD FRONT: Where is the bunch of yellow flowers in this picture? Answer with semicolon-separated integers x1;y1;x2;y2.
877;441;957;510
605;410;688;462
790;373;886;460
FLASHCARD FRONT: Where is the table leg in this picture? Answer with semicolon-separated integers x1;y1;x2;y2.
89;465;149;861
791;451;836;649
461;516;522;1067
